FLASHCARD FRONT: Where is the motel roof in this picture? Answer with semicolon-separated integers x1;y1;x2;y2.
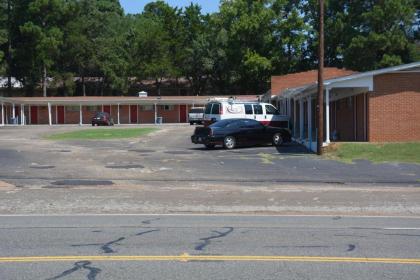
0;95;260;106
270;68;356;97
277;61;420;100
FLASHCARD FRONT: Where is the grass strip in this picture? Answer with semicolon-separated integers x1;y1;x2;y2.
46;128;158;140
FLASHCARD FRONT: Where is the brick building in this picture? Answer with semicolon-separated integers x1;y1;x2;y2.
269;62;420;152
0;95;258;125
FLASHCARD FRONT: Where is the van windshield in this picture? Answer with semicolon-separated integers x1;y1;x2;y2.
205;104;212;114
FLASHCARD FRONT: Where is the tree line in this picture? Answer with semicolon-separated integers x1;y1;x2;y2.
0;0;418;97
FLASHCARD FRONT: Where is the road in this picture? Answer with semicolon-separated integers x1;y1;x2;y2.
0;215;419;280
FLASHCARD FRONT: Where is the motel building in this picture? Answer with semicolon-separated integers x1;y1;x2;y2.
269;62;420;152
0;62;419;154
0;94;258;126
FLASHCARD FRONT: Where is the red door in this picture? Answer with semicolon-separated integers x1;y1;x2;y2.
180;105;187;123
30;106;38;124
130;105;138;123
57;106;65;124
103;105;111;114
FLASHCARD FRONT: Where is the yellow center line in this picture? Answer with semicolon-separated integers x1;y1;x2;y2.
0;254;420;265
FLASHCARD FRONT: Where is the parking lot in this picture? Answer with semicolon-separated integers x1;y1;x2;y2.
0;124;419;185
0;124;420;215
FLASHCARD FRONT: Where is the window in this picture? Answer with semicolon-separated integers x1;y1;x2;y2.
163;105;174;111
265;105;279;115
211;103;220;114
241;119;262;128
141;105;153;111
190;108;204;113
210;119;234;128
245;104;253;115
253;105;263;115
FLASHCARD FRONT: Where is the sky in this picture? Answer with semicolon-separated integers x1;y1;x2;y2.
119;0;220;14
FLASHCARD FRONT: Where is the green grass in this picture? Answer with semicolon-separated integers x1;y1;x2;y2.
46;128;158;140
326;142;420;164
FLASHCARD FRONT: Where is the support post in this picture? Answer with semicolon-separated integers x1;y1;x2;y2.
117;104;120;125
308;97;312;148
20;105;24;125
79;104;83;126
299;99;304;141
317;0;325;155
12;103;15;118
325;88;330;144
293;99;297;138
48;102;52;126
154;103;157;124
1;103;4;126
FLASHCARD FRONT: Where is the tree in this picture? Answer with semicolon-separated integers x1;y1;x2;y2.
179;4;212;95
0;0;7;75
215;0;275;94
63;0;129;96
18;0;71;96
130;15;174;96
303;0;419;71
344;0;418;71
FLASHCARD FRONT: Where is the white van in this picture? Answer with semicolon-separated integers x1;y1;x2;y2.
203;99;289;128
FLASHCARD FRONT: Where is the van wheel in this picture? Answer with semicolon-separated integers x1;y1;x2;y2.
224;136;236;149
272;133;283;146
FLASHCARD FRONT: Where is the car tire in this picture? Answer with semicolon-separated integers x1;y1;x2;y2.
190;122;194;125
272;133;283;146
205;144;215;149
224;136;236;149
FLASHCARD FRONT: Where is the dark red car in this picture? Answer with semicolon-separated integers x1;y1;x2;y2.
91;112;114;126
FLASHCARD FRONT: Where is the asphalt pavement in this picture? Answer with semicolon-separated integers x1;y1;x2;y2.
0;215;420;280
0;125;419;185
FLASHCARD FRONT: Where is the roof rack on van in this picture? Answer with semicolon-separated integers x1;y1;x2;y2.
207;96;260;104
207;97;234;102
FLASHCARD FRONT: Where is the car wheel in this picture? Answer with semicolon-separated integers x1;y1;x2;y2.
190;122;194;125
224;136;236;149
272;133;283;146
205;144;215;149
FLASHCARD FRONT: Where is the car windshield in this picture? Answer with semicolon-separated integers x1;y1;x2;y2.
209;119;237;128
95;112;107;117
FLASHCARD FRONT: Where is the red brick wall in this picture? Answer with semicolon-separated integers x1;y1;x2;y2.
65;107;80;124
119;105;129;124
355;94;366;141
157;105;179;123
37;106;49;124
369;73;420;142
139;105;155;123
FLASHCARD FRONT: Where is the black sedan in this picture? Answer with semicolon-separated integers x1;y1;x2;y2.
191;118;291;149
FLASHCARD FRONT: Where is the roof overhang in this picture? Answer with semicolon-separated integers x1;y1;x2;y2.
280;61;420;100
0;97;211;106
